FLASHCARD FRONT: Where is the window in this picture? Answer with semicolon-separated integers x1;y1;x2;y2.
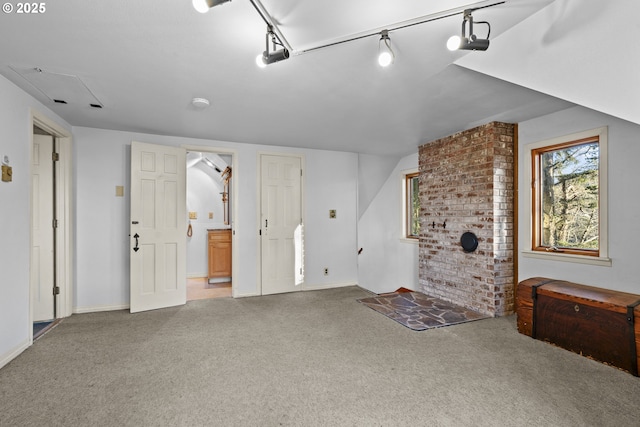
530;128;607;259
405;172;420;239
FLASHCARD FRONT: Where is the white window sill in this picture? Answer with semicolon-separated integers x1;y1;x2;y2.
399;237;419;245
521;250;612;267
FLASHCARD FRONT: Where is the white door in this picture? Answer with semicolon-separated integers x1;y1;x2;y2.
31;134;55;322
260;154;303;295
130;141;187;313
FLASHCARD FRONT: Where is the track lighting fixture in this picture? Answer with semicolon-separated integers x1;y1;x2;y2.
194;1;503;63
447;9;491;51
256;25;290;67
377;30;395;67
192;0;231;13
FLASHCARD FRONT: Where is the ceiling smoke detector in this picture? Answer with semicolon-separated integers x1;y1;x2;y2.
191;97;210;109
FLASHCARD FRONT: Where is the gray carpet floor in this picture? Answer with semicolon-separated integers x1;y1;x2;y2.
1;286;639;426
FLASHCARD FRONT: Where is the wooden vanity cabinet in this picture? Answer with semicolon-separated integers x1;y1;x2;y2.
208;229;232;279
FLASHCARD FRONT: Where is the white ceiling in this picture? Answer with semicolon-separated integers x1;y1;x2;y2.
0;0;573;156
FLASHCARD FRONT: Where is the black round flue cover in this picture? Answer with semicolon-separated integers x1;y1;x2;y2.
460;232;478;252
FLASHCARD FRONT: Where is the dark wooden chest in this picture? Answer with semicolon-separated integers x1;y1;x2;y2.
517;277;640;376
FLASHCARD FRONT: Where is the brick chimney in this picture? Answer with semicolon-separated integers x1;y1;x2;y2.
418;122;515;316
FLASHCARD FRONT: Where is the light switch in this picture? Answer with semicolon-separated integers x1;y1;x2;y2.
1;165;12;182
209;212;214;219
115;185;124;197
189;212;197;220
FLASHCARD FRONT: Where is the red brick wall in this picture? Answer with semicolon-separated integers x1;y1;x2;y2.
418;122;515;316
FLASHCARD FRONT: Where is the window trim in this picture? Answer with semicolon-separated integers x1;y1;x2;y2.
401;169;420;242
523;126;610;266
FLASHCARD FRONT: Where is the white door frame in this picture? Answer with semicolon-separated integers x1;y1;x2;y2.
257;152;305;295
29;109;74;336
183;145;238;297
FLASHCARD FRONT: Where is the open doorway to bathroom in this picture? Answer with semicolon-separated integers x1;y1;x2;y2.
186;150;233;301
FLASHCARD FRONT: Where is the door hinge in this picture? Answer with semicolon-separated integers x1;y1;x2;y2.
52;219;59;228
53;286;60;295
52;152;60;162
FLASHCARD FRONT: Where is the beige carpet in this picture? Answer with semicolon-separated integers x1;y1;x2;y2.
1;286;639;426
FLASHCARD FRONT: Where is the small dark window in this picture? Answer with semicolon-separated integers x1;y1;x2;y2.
406;172;420;239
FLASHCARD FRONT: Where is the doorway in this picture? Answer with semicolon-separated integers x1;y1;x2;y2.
31;128;55;326
186;150;234;301
29;111;73;340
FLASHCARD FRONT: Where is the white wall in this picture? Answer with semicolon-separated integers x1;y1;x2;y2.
518;106;640;294
304;149;359;287
357;153;419;294
0;75;71;367
73;127;359;310
357;153;399;219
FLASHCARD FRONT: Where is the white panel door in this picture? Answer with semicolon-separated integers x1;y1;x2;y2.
31;134;54;322
130;141;186;313
260;154;302;295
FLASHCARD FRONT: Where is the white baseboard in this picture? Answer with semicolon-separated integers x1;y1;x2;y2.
232;291;260;298
73;304;130;314
0;339;30;370
302;281;358;291
234;282;357;298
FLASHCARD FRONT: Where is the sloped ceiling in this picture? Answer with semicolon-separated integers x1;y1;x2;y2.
0;0;579;156
455;0;640;127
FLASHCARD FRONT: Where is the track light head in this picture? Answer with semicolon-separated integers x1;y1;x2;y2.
257;25;290;67
257;49;290;67
377;30;395;67
192;0;231;13
262;49;290;65
447;9;491;51
447;35;490;51
459;37;490;51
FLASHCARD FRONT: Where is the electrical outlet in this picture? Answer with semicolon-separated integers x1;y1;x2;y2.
189;212;197;220
329;209;336;219
209;212;214;219
324;268;328;276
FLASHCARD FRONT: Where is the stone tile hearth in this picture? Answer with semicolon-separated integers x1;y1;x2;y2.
357;292;490;331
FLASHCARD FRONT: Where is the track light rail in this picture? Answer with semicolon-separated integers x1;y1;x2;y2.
195;0;505;64
295;1;505;55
